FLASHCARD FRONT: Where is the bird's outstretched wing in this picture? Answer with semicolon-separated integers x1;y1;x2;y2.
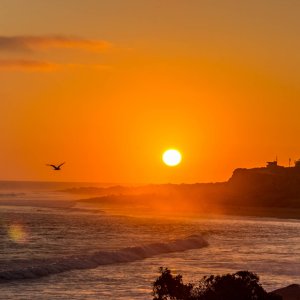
46;164;56;168
58;162;65;168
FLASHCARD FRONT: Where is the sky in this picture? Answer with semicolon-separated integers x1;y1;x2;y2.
1;0;300;184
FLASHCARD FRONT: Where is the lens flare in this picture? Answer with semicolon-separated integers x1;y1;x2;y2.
8;224;29;244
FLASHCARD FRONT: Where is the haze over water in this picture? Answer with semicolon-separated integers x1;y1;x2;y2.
0;181;299;299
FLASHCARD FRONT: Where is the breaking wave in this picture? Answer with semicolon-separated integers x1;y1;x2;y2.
0;235;207;282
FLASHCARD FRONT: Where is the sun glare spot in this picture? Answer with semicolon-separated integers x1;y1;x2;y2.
162;149;182;166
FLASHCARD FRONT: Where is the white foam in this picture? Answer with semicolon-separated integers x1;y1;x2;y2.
0;235;208;282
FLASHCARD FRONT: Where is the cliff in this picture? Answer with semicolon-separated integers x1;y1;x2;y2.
227;164;300;208
72;162;300;218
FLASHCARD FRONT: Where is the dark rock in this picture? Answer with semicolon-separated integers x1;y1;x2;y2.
272;284;300;300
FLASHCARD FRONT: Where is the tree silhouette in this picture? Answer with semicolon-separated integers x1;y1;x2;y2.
153;267;193;300
153;268;282;300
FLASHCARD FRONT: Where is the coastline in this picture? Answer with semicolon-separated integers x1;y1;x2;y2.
76;195;300;221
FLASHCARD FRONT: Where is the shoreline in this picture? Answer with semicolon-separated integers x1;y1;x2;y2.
75;197;300;221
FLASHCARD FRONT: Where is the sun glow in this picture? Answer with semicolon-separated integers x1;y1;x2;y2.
162;149;182;166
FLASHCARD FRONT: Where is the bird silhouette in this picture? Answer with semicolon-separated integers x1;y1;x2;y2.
47;162;65;170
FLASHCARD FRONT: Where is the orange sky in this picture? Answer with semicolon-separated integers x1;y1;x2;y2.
1;0;300;183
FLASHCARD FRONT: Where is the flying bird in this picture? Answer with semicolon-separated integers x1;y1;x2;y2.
47;162;65;170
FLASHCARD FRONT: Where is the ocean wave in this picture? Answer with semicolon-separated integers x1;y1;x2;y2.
0;235;208;282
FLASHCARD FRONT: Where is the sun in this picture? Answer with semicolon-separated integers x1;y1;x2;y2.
162;149;182;166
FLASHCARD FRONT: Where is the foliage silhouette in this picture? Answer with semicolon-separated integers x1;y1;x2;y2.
153;267;193;300
153;267;282;300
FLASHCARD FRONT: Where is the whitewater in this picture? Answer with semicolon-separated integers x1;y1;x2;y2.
0;181;299;299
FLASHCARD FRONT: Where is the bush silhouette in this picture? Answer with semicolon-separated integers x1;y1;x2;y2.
153;267;282;300
153;267;193;300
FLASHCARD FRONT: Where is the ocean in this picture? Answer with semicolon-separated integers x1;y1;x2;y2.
0;181;299;299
